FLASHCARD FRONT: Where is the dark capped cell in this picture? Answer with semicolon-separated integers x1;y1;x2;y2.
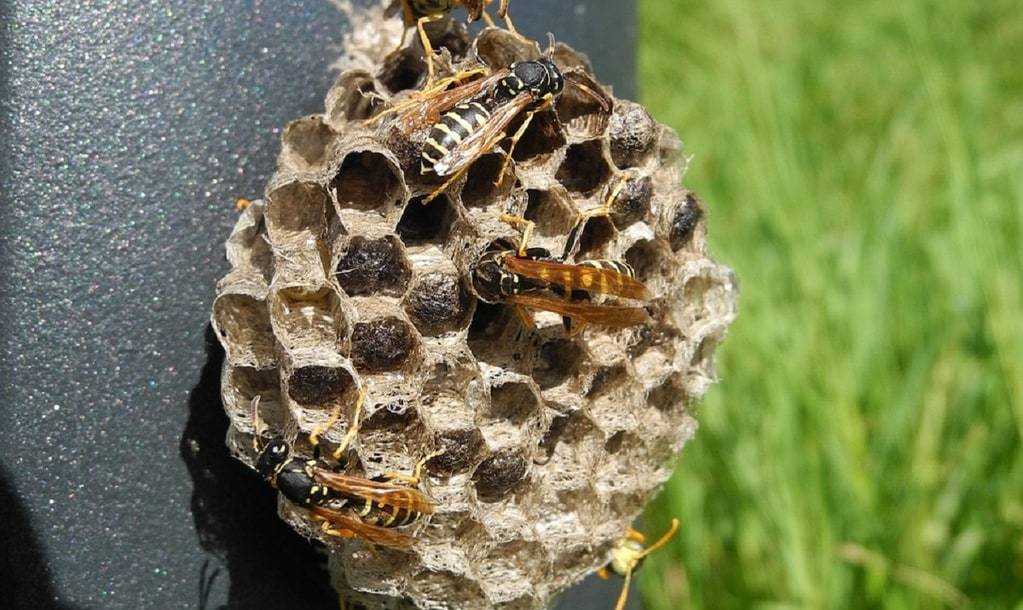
609;175;654;229
405;272;472;335
287;365;354;405
351;317;419;372
473;449;529;501
669;193;704;251
429;429;485;476
609;102;657;169
335;236;411;296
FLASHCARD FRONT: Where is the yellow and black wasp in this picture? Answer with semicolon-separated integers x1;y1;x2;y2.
598;519;681;610
377;38;611;204
251;394;440;550
387;0;514;85
471;213;649;331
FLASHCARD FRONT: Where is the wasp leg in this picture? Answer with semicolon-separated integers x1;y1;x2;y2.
384;448;445;486
332;388;367;461
614;569;634;610
416;13;447;88
309;398;346;450
479;8;496;28
513;304;536;330
495;95;554;187
560;172;634;260
597;567;611;580
498;213;535;256
235;197;253;211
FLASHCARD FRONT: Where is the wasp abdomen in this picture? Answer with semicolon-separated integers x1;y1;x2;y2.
422;101;492;173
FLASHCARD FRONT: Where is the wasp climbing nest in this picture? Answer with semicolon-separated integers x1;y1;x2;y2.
212;10;736;610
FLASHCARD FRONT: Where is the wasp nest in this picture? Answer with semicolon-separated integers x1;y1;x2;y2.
212;12;736;610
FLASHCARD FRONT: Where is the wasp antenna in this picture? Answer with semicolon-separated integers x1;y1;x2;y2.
545;32;556;57
638;518;681;560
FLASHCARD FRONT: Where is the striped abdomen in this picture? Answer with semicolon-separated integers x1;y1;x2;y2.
350;496;424;528
578;259;637;277
576;259;639;294
422;101;492;174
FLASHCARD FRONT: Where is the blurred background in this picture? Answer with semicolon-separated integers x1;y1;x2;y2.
636;0;1023;608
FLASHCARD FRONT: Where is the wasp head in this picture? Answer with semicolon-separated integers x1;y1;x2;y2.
255;438;291;481
471;250;509;303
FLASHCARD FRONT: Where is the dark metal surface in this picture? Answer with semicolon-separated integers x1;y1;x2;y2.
0;1;636;608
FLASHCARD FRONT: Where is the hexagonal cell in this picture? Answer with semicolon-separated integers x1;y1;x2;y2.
212;292;274;367
326;70;383;124
489;381;542;425
270;285;347;351
556;70;612;140
669;192;704;251
331;150;403;211
523;189;577;240
681;267;736;327
222;365;281;429
608;174;653;230
395;194;456;244
286;364;355;407
428;428;485;477
573;214;616;260
404;272;473;336
361;396;420;432
377;46;427;95
556;140;611;196
609;101;658;169
410;569;487;609
351;316;420;373
460;153;515;207
510;111;566;166
533;338;585;390
472;28;539;71
586;364;629;400
624;239;668;282
281;114;334;170
335;235;411;296
265;180;331;245
473;448;529;502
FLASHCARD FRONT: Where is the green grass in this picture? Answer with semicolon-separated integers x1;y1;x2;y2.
637;1;1023;608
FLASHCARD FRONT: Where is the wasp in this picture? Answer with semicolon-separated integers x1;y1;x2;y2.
251;394;439;550
387;0;514;86
471;213;649;331
375;39;611;204
597;519;680;610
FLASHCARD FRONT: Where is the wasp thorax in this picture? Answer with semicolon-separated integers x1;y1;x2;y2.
510;58;564;98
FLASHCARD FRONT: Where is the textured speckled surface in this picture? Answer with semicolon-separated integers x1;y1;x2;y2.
0;1;636;609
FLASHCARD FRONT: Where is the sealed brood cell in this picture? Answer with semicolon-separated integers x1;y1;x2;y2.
212;20;737;610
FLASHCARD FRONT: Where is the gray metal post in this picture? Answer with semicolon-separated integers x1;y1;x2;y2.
0;1;637;608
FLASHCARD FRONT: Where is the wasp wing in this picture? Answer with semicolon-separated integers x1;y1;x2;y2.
563;69;613;113
312;468;436;514
502;256;649;300
392;69;510;135
432;92;534;176
508;294;650;327
307;505;417;550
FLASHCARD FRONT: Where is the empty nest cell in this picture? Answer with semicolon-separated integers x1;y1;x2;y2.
270;285;347;351
265;180;332;244
461;153;515;207
327;70;383;124
331;150;403;211
556;140;611;196
282;115;334;169
523;189;577;239
395;194;456;244
212;293;274;366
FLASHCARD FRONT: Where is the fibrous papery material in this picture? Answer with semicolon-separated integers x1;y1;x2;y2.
212;5;737;609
